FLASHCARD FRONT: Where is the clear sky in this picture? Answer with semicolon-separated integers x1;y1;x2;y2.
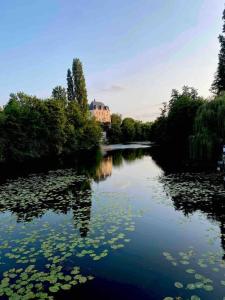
0;0;224;120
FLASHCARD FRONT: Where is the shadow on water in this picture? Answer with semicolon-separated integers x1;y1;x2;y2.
149;145;225;257
159;172;225;258
149;145;217;173
1;146;225;239
0;147;151;235
1;145;225;299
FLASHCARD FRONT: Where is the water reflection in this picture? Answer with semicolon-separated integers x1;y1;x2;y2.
94;156;112;182
159;172;225;257
0;171;93;239
0;147;150;237
1;145;224;253
93;148;150;182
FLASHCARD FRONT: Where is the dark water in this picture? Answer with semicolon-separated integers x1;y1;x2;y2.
0;145;225;300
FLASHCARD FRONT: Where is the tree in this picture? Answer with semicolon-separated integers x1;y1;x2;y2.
67;69;74;101
72;58;88;110
211;7;225;94
149;86;204;157
52;86;67;102
0;92;102;163
121;118;135;142
190;92;225;161
107;114;122;143
111;113;122;125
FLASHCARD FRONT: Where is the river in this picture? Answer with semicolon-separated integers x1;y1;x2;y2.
0;145;225;300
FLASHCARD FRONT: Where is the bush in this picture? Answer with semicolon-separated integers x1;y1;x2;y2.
0;92;102;162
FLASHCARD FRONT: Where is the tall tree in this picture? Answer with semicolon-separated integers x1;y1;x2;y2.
72;58;88;110
67;69;74;101
121;118;135;142
52;86;67;102
211;7;225;94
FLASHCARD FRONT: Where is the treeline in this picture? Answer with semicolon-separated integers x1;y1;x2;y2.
149;87;225;163
107;113;152;143
0;58;101;163
150;6;225;165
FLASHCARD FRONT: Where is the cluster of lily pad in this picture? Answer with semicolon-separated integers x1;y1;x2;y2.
0;169;142;299
0;169;93;222
162;246;225;299
159;172;225;213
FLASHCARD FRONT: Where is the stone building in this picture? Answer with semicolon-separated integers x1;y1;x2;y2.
89;99;111;125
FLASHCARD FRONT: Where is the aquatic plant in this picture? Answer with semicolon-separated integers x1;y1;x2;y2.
0;169;142;299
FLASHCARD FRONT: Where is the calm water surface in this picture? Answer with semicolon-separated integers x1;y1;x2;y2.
0;145;225;300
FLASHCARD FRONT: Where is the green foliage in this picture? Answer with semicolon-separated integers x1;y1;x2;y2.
52;86;67;103
150;85;225;163
121;118;136;142
211;7;225;95
166;87;204;149
111;113;122;125
107;114;151;144
0;92;101;163
72;58;88;110
66;68;74;101
150;86;204;156
64;101;101;153
190;93;225;161
107;114;122;143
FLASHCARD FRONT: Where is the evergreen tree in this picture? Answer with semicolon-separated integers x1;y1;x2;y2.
72;58;88;110
52;86;67;102
211;7;225;94
67;69;74;101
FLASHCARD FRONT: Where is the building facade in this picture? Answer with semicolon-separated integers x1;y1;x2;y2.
89;100;111;124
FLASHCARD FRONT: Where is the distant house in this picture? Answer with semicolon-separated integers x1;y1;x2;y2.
89;99;111;125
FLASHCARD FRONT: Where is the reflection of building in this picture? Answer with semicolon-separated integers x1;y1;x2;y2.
95;156;112;182
89;99;111;124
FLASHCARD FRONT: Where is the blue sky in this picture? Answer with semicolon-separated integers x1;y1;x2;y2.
0;0;224;120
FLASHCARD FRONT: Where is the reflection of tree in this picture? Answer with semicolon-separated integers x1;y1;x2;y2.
93;147;151;182
122;148;148;163
0;147;152;237
112;151;123;167
160;173;225;257
0;171;92;237
149;146;186;173
111;148;150;167
70;180;92;237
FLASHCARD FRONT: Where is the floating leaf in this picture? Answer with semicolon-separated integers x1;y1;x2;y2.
203;285;213;292
49;286;59;293
186;268;195;274
174;282;183;289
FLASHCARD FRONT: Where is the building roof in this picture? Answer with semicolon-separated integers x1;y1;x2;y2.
89;99;109;110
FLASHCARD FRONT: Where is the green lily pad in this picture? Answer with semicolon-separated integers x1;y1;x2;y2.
174;282;183;289
186;268;195;274
60;284;71;290
203;285;213;292
186;283;196;290
49;286;59;293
